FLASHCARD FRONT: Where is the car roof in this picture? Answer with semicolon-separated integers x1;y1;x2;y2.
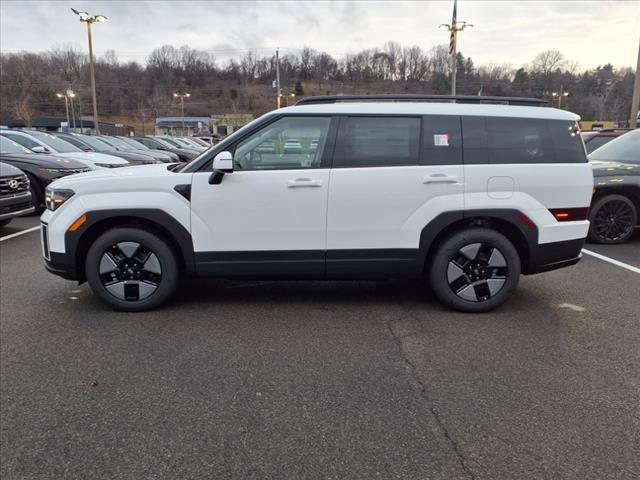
278;102;580;121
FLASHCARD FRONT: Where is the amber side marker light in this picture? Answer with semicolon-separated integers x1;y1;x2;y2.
69;214;87;232
548;208;589;222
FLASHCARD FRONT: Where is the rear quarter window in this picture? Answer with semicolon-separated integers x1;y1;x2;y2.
461;117;586;164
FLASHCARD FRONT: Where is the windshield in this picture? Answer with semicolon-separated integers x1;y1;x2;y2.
103;136;135;151
119;137;151;150
158;137;183;148
0;136;32;154
29;131;83;153
589;130;640;163
153;138;178;149
76;135;115;152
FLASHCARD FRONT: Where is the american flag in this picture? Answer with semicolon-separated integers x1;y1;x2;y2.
449;0;457;56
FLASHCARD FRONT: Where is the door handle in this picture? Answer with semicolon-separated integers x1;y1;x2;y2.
422;174;459;184
287;178;323;188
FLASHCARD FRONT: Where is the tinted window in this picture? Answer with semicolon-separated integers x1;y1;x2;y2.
584;136;613;153
234;116;331;170
2;133;40;150
335;117;420;167
421;115;462;165
0;136;31;154
462;117;586;164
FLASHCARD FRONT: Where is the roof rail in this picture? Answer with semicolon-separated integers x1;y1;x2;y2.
295;95;546;107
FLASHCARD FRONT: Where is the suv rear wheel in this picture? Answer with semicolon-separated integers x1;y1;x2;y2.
85;227;179;311
588;194;637;244
429;228;521;313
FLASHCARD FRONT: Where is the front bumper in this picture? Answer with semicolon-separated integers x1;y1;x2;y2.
0;191;35;220
44;251;79;281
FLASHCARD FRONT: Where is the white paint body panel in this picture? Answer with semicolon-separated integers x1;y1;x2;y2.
40;164;192;253
326;166;464;249
190;170;330;252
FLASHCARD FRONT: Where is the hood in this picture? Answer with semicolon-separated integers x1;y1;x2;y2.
49;162;179;192
57;151;129;165
590;159;640;177
104;150;159;163
0;161;24;177
0;152;87;169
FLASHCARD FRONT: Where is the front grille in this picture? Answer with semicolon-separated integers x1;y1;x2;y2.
0;200;32;215
0;174;29;196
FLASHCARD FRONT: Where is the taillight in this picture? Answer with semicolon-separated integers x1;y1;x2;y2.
548;208;589;222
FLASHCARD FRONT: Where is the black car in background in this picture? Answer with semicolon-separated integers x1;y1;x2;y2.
53;133;159;165
0;136;88;210
116;136;180;162
131;137;197;161
588;129;640;244
0;162;34;227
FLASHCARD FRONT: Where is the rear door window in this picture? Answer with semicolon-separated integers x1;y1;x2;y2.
421;115;462;165
334;116;420;167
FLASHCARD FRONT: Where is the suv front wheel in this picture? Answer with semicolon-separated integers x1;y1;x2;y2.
429;228;521;313
85;227;179;311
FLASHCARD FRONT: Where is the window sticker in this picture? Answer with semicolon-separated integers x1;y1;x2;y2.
433;134;449;147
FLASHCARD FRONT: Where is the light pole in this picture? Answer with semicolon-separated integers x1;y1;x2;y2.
56;92;71;127
71;8;107;134
173;93;191;136
56;90;76;129
552;86;569;109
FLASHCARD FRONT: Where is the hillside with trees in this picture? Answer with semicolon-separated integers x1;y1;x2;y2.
0;43;635;132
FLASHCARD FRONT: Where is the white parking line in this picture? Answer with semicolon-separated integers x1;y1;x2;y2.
582;249;640;275
0;226;40;242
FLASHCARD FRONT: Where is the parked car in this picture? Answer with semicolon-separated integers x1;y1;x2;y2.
256;140;276;153
283;140;302;154
116;136;180;162
0;130;127;169
153;136;202;156
588;129;639;244
164;136;206;151
581;129;630;154
97;136;174;163
131;136;197;161
0;136;89;211
41;95;592;313
53;133;158;165
0;161;34;227
189;137;213;148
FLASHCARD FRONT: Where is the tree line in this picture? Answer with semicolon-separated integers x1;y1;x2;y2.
0;43;635;129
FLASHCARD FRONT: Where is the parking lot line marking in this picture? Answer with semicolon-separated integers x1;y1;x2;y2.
0;226;40;242
582;249;640;275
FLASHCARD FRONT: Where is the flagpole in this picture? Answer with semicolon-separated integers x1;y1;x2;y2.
440;0;472;97
451;29;457;96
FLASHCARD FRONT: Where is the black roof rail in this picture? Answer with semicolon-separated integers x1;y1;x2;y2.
295;95;546;107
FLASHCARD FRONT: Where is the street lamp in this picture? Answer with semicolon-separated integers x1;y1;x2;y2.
71;8;107;134
551;86;570;109
55;90;76;129
173;93;191;136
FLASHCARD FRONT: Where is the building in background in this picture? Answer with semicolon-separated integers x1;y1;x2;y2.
27;116;134;135
210;114;254;136
154;117;211;136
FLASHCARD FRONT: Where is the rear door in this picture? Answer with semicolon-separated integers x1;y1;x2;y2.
326;115;465;276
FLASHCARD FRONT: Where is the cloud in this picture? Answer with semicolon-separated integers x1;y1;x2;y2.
1;0;638;68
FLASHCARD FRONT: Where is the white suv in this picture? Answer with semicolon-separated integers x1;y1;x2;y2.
40;95;593;313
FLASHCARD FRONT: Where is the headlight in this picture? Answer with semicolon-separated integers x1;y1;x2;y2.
45;188;75;211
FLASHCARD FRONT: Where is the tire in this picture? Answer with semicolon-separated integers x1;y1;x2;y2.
428;228;521;313
26;174;44;213
85;227;179;311
0;219;11;227
588;194;637;244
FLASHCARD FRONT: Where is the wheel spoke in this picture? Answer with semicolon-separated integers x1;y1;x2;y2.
486;278;506;296
447;261;465;284
105;281;126;300
142;253;162;275
487;248;507;267
116;241;141;258
457;283;478;301
459;243;481;261
99;253;118;274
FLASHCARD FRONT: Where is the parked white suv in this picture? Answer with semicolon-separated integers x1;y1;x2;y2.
40;95;593;312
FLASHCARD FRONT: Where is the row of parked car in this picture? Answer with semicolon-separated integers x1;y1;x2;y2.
0;129;211;225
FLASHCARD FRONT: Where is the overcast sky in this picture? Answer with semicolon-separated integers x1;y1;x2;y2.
1;1;638;70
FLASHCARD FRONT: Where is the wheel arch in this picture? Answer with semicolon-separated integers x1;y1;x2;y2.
421;210;536;274
66;209;194;282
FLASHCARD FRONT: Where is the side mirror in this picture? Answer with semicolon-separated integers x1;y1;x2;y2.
209;151;233;185
212;151;233;173
31;146;49;154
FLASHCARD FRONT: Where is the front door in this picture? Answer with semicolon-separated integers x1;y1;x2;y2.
190;115;335;277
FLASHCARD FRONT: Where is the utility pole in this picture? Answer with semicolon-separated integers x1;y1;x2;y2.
276;48;281;108
173;93;191;135
72;9;107;134
630;38;640;129
440;0;472;96
68;89;77;129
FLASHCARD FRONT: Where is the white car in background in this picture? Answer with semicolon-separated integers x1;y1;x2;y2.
0;130;128;170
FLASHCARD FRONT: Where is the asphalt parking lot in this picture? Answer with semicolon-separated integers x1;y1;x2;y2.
1;216;639;480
